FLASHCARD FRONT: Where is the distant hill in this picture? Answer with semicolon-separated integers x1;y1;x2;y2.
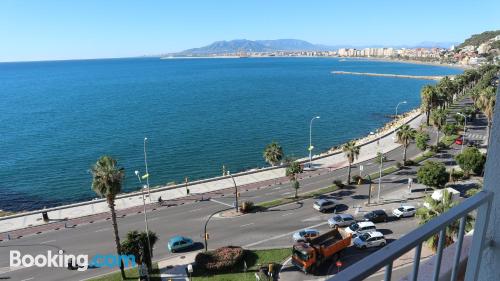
174;39;335;55
458;30;500;48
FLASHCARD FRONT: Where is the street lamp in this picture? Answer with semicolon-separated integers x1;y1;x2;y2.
144;137;152;202
457;113;467;153
308;116;321;169
377;134;383;203
227;171;238;213
395;101;407;117
134;170;152;278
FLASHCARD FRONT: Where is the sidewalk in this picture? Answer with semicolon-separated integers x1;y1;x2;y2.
0;110;423;235
157;252;198;281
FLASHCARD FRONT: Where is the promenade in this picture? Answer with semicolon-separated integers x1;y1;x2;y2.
0;110;424;235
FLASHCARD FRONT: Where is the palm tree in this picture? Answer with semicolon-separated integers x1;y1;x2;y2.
396;124;416;164
421;85;437;125
477;87;496;146
431;109;447;146
91;156;126;279
263;142;284;166
121;230;159;275
437;76;455;108
342;141;360;185
286;161;303;199
416;190;474;252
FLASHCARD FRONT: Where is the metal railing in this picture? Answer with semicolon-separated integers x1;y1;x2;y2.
328;190;494;281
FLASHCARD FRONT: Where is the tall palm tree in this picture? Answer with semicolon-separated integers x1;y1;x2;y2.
342;141;360;184
437;76;455;108
286;161;303;199
396;124;416;164
416;190;474;252
431;108;447;146
421;85;438;125
91;156;126;279
478;87;496;146
263;141;284;166
121;230;159;275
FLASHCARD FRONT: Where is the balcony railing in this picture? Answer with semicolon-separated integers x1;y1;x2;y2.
327;190;494;281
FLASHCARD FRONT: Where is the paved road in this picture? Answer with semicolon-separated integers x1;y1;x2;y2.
0;98;486;281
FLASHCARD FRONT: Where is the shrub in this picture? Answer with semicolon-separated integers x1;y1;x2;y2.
415;131;430;151
396;162;403;169
417;161;449;189
352;175;363;184
450;169;465;182
430;145;439;153
443;124;457;136
465;188;480;198
195;246;244;272
240;201;254;213
333;179;344;188
455;147;486;177
404;160;415;166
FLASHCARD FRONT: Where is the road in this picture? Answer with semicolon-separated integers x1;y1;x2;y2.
0;98;486;281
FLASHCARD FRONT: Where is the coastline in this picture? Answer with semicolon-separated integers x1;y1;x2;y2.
343;56;470;70
331;71;446;81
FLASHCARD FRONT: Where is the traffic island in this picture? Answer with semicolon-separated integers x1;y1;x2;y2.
191;247;290;281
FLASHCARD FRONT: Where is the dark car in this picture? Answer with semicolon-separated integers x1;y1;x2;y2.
364;210;388;223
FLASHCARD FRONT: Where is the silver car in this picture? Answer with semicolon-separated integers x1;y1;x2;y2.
328;214;355;228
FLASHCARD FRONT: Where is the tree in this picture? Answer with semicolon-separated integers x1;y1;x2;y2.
431;108;447;146
396;124;416;164
415;131;430;151
416;189;474;251
437;76;456;108
455;147;486;177
477;87;496;146
417;161;449;189
121;230;159;276
342;141;360;185
263;141;284;166
91;156;126;279
286;161;303;199
421;85;438;125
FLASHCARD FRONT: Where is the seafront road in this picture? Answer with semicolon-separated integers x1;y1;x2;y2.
0;97;487;281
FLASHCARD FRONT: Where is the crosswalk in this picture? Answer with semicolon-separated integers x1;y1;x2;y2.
464;132;486;140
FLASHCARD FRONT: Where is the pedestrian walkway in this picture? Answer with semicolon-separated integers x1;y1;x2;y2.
0;110;423;234
157;252;198;281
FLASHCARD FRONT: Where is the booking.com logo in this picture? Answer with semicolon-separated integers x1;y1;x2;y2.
10;250;136;272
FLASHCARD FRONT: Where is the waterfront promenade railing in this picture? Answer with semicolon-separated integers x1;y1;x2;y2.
327;190;493;281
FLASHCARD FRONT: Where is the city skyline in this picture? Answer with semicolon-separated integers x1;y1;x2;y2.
1;0;500;62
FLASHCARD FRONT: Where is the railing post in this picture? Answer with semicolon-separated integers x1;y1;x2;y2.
450;217;466;281
384;262;393;281
432;229;446;281
411;243;422;281
465;195;493;281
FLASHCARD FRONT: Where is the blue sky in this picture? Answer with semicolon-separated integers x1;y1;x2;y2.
1;0;499;62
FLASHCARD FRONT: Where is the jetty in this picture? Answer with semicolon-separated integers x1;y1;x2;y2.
331;71;450;81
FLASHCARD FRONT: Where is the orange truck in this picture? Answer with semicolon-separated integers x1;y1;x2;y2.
291;228;351;274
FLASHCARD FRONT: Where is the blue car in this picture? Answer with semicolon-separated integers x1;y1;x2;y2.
167;236;194;253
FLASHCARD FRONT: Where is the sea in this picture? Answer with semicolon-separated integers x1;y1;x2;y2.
0;57;462;211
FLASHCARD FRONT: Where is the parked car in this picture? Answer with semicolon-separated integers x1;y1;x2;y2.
292;229;320;242
353;231;386;249
328;214;355;228
313;199;336;212
392;205;416;218
167;236;194;252
363;210;388;223
455;135;463;145
345;221;376;237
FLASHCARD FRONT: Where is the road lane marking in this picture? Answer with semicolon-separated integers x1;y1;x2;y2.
210;198;233;207
21;278;34;281
243;221;328;248
282;192;292;195
188;208;203;213
282;212;294;217
240;223;254;228
40;240;56;244
148;217;160;221
94;227;111;233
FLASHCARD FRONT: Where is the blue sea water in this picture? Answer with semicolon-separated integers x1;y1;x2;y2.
0;57;461;211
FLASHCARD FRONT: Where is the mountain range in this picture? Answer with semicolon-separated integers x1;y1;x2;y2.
171;39;457;56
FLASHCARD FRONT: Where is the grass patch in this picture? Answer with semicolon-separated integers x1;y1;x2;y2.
88;263;160;281
0;210;14;217
256;185;338;209
412;151;436;163
367;166;399;180
193;248;290;281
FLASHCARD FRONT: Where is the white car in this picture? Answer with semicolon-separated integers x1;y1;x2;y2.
328;214;355;228
313;199;336;212
345;221;376;237
392;205;417;218
292;229;320;242
353;231;386;249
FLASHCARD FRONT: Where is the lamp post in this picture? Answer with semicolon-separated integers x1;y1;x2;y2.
143;137;152;202
377;134;383;203
228;171;238;213
395;101;407;117
134;170;152;277
457;112;467;153
308;116;320;169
